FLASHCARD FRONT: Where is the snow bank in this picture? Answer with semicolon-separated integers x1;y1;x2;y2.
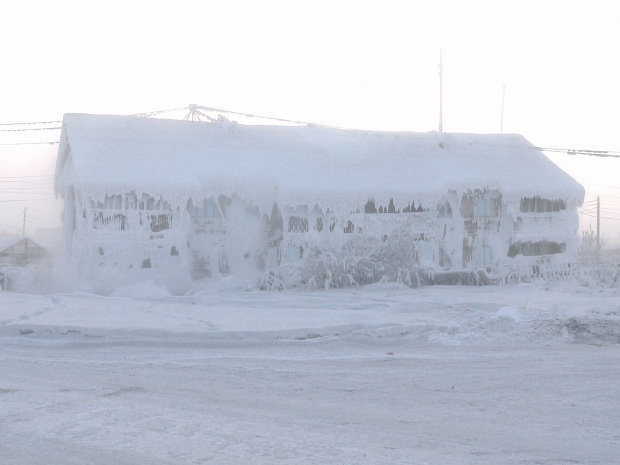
2;281;619;347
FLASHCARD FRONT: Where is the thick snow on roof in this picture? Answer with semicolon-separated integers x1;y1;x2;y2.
0;236;46;254
56;113;584;205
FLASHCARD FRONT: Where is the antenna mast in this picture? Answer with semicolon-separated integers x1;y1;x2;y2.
438;48;444;134
500;85;506;133
183;104;217;122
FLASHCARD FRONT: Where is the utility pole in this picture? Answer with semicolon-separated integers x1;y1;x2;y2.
596;196;600;261
500;85;506;133
438;48;444;134
22;207;26;237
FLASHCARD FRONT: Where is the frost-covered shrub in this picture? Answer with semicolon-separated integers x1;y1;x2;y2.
576;262;620;288
578;227;607;264
0;266;72;294
261;226;426;290
302;236;379;289
256;270;286;291
575;228;620;287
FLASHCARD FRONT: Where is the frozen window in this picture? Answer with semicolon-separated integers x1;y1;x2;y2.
437;202;452;218
103;194;122;209
125;191;137;210
404;201;425;213
93;213;127;230
508;241;566;257
473;198;495;218
438;247;451;268
219;252;230;275
520;197;566;213
479;245;491;266
287;243;302;263
150;214;171;232
288;216;309;233
461;193;499;218
365;199;377;214
387;199;396;213
417;241;432;262
205;199;217;218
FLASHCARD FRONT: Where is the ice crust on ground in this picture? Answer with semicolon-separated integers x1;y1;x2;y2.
1;282;619;464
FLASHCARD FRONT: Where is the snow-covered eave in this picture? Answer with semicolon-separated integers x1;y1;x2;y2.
281;181;584;214
65;177;279;216
60;177;585;217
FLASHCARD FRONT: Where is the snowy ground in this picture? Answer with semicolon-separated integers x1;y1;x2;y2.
1;281;619;464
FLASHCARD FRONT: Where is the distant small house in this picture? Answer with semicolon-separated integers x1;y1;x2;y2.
54;113;584;286
0;236;49;268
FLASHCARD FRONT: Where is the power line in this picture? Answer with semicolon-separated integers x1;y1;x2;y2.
540;147;620;158
141;105;620;155
2;105;620;157
0;180;54;183
0;120;61;126
582;182;620;191
0;175;52;179
0;188;51;195
131;107;187;117
0;141;58;146
0;183;54;187
590;194;620;201
0;126;62;132
0;198;57;203
580;212;620;221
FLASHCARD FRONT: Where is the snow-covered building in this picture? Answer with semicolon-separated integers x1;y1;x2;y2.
0;236;49;268
54;113;584;286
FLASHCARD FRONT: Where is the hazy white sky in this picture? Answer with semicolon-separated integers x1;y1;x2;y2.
1;0;619;242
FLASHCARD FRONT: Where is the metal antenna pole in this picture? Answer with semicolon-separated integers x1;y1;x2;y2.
438;48;443;134
183;104;217;123
184;104;199;121
597;196;601;260
500;85;506;133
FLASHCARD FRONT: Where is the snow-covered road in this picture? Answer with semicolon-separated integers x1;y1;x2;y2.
1;282;619;464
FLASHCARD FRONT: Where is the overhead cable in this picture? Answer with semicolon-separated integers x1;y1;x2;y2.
0;126;62;132
0;120;62;126
0;141;58;146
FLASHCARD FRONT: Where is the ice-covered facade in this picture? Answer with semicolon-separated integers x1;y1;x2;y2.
54;113;584;286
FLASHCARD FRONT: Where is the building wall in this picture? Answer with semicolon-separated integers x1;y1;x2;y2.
62;187;580;286
65;190;188;282
280;189;579;278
